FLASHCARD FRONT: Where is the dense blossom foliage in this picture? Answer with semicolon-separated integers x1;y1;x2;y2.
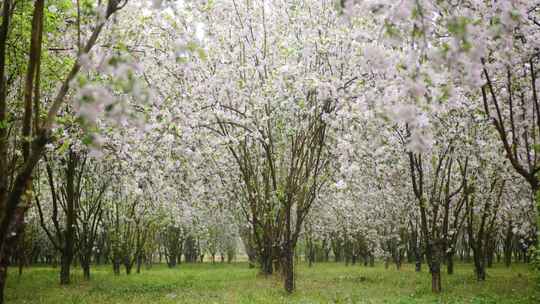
0;0;538;300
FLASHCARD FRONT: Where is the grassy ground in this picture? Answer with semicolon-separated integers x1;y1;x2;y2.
5;262;538;303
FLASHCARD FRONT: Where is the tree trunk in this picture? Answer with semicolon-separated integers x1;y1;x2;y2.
60;149;77;285
272;246;281;272
414;248;422;272
82;263;90;281
307;240;314;267
431;265;441;293
504;249;511;267
282;242;294;293
394;250;402;270
95;251;101;265
124;256;133;275
465;246;471;263
324;248;330;262
472;246;486;281
245;242;256;268
486;241;494;268
503;224;512;267
0;256;8;304
113;258;121;275
260;247;273;275
429;243;443;293
486;254;493;268
79;250;91;281
475;259;486;281
60;252;72;285
17;258;23;277
167;255;177;268
446;251;454;275
136;254;143;274
333;249;341;262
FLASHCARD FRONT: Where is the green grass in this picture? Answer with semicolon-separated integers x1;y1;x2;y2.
5;262;538;303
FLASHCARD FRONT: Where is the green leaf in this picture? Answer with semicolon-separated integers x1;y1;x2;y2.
82;135;93;146
59;139;71;154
